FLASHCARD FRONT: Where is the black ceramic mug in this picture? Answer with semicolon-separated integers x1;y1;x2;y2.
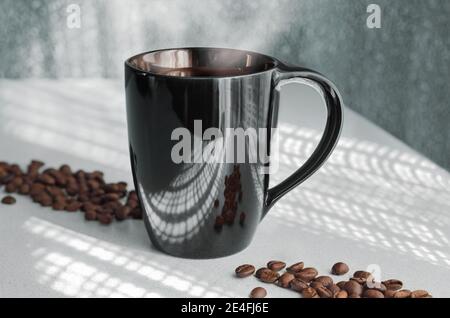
125;47;343;258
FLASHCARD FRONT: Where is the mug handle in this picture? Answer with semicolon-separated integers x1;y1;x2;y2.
263;63;344;214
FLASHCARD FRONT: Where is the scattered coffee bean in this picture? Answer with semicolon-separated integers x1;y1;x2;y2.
314;276;333;288
294;267;318;282
329;284;340;295
309;281;324;289
290;278;309;292
235;264;255;278
384;290;396;298
286;262;304;273
363;289;384;298
315;286;333;298
85;209;97;221
97;213;113;225
334;290;348;298
250;287;267;298
302;287;319;298
410;290;431;298
350;277;367;285
383;279;403;291
343;280;363;296
336;281;347;289
267;261;286;272
1;195;16;205
353;271;372;279
277;272;295;288
0;160;141;226
18;184;30;195
255;268;279;283
393;289;411;298
331;262;349;275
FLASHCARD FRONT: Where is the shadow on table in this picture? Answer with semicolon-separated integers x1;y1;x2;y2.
1;80;450;297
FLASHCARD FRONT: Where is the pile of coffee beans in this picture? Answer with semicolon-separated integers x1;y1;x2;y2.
214;165;245;230
0;160;142;224
235;260;432;298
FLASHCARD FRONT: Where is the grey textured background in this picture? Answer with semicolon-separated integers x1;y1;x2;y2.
0;0;449;170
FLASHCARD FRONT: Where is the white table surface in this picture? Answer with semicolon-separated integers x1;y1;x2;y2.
0;79;449;298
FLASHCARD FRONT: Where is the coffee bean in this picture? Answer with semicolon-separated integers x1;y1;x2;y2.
214;215;224;230
410;290;431;298
9;164;22;176
250;287;267;298
235;264;255;278
267;261;286;272
329;284;340;295
277;272;295;288
314;276;333;288
97;213;113;225
302;287;319;298
1;195;16;205
384;290;396;298
350;277;367;285
239;212;246;225
65;200;82;212
290;278;309;292
286;262;304;273
353;271;372;279
18;183;30;195
5;182;17;193
35;192;53;207
12;176;23;187
52;196;66;210
309;281;324;289
383;279;403;291
1;174;14;186
334;290;348;298
363;289;384;298
315;286;333;298
30;183;45;196
336;281;347;289
331;262;349;275
59;164;72;175
255;268;279;283
103;193;120;202
294;267;318;282
38;174;55;185
115;206;131;220
46;186;64;198
130;207;143;219
393;289;411;298
343;280;363;296
85;209;97;221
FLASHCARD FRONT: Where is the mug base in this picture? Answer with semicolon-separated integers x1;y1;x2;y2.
144;217;254;259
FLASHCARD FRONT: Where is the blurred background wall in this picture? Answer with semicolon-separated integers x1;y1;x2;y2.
0;0;449;170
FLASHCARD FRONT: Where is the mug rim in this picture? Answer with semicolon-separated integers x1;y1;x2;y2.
125;47;279;79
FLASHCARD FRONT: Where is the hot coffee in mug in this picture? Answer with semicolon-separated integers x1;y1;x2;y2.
125;47;343;258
